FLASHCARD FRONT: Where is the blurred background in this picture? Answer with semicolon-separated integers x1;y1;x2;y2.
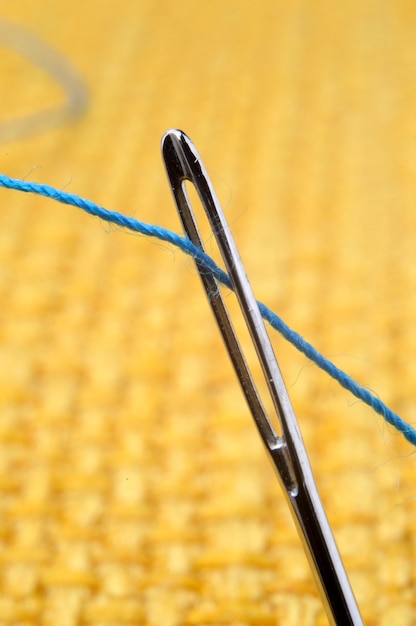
0;1;415;624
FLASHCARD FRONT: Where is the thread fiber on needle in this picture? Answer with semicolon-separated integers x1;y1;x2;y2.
0;172;415;447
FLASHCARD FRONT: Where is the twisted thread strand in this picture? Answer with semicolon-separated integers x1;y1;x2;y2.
0;173;414;446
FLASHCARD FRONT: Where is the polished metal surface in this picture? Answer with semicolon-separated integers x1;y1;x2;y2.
162;129;364;626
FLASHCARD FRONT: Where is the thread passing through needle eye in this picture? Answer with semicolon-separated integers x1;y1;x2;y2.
161;129;365;626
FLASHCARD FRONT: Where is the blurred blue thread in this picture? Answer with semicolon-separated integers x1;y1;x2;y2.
0;20;88;143
0;172;415;448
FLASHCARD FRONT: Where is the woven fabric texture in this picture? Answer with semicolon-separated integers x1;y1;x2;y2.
0;2;415;625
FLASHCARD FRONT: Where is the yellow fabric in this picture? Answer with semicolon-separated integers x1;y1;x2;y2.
0;2;415;624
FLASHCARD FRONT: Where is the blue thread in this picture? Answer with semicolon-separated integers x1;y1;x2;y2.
0;20;88;143
0;173;415;447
